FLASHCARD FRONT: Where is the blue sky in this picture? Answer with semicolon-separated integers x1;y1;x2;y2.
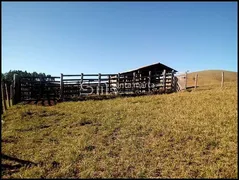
2;2;237;76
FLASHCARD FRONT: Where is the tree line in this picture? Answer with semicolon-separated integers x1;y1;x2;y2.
1;70;54;85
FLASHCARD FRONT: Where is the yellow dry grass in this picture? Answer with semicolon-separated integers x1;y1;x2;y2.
1;75;238;178
186;70;237;87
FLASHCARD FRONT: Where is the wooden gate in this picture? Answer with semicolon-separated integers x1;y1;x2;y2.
18;76;61;102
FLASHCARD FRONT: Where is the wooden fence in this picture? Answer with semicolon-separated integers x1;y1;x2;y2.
18;76;61;101
61;70;176;100
1;70;229;114
1;82;13;114
8;70;176;104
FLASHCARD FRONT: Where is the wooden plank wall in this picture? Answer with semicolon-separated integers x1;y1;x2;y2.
62;73;117;100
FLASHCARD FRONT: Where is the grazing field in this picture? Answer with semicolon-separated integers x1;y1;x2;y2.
186;70;237;87
1;79;238;178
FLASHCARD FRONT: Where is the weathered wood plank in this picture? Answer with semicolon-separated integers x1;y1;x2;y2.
5;84;10;108
221;71;224;88
1;83;6;113
60;73;64;100
194;74;198;89
98;73;101;95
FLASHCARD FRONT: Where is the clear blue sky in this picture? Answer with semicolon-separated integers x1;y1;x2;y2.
2;2;237;76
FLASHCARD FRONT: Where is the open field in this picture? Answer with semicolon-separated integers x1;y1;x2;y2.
186;70;237;87
1;71;238;178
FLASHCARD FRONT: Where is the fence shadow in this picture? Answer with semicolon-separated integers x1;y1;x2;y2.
1;153;37;174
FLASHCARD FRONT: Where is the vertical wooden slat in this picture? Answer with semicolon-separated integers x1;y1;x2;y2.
81;73;84;83
139;73;142;93
117;73;120;94
171;70;174;92
10;84;13;107
221;71;224;88
148;71;151;93
163;69;166;92
108;75;111;95
194;74;198;89
13;74;20;104
98;73;101;95
13;74;16;105
3;83;7;110
133;72;136;94
5;83;10;108
185;71;188;90
1;83;6;113
123;75;126;94
80;73;84;95
60;73;64;100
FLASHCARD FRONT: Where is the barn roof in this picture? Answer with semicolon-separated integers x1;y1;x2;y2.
120;62;178;74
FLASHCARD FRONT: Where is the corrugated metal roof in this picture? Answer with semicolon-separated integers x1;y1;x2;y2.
120;62;178;74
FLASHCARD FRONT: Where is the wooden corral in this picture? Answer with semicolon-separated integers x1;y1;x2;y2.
11;62;179;104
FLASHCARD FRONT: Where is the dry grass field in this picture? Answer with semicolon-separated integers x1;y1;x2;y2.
186;69;237;87
1;70;238;178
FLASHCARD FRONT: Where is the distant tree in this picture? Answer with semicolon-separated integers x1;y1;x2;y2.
2;70;54;85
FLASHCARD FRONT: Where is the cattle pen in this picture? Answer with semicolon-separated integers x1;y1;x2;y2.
6;62;181;105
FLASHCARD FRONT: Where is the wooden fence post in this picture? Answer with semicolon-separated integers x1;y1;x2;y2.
185;71;188;90
108;75;111;95
13;74;16;105
194;74;198;89
117;73;120;94
123;75;126;94
98;73;101;95
221;71;224;88
163;69;166;92
171;70;174;92
13;74;20;105
148;71;151;93
60;73;64;100
133;72;136;94
80;73;83;95
10;84;13;107
5;83;10;108
1;83;6;113
139;73;142;93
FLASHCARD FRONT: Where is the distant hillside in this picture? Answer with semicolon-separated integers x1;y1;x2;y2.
179;70;237;87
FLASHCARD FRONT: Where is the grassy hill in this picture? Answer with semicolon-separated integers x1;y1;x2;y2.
185;70;237;87
1;80;237;178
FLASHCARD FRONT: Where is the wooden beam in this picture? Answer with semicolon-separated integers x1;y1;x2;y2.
148;71;151;93
108;75;111;95
123;75;125;94
1;83;6;113
133;72;136;94
171;70;174;92
98;73;101;95
80;73;84;95
221;71;224;88
10;84;13;107
194;74;198;89
81;73;84;83
60;73;64;100
5;84;10;108
163;69;166;92
185;71;188;90
13;74;20;104
117;73;120;94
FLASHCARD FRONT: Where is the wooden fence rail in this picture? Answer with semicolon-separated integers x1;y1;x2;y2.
3;70;180;105
1;71;229;110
